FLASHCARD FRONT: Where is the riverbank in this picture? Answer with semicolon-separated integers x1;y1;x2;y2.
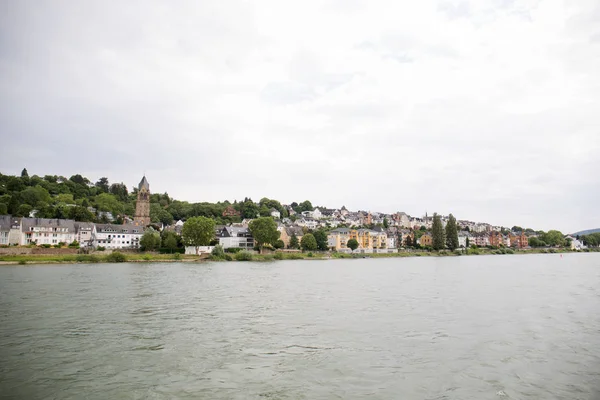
0;247;596;265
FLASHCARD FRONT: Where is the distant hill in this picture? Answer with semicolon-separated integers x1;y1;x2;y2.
572;228;600;236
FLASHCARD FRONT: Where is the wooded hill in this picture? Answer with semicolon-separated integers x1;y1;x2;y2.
0;169;311;225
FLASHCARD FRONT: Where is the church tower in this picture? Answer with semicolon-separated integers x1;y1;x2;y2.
134;175;151;226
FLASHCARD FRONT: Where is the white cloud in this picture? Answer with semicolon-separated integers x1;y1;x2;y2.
1;0;599;232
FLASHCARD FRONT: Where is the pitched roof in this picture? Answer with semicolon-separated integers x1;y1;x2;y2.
138;175;150;191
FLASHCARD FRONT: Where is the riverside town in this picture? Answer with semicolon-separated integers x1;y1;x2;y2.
1;170;598;263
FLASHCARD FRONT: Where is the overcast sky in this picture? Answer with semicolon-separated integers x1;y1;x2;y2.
1;0;598;232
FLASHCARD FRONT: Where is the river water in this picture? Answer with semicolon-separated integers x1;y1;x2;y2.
0;254;599;399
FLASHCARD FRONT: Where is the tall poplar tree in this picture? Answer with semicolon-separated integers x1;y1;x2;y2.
432;213;445;250
445;213;459;250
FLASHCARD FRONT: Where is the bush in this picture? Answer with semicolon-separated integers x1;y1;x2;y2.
224;254;233;261
96;246;106;251
105;252;127;263
468;248;480;255
173;252;181;260
286;253;304;260
211;245;225;258
307;252;314;257
235;251;254;261
68;241;80;248
453;250;462;256
76;254;100;263
274;252;284;260
158;248;185;254
143;254;152;261
225;247;243;254
42;244;51;248
505;249;514;254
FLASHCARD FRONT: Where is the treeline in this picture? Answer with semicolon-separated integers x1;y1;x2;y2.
0;170;314;225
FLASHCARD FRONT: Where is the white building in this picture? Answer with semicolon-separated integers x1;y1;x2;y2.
270;209;281;219
21;218;76;246
74;222;96;248
94;223;144;249
386;236;396;249
217;226;255;249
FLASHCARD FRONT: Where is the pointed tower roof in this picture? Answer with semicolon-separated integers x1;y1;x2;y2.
138;175;150;191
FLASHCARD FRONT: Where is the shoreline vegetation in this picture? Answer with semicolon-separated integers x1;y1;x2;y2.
1;247;598;265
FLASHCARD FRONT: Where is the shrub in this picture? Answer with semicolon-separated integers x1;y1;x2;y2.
307;252;314;257
224;254;233;261
143;254;152;261
96;246;106;251
225;248;243;254
68;241;80;248
468;248;480;255
211;245;225;258
42;244;51;248
274;252;284;260
505;249;514;254
235;251;253;261
18;260;26;265
76;254;100;263
286;253;304;260
105;252;127;263
173;252;181;260
453;250;462;256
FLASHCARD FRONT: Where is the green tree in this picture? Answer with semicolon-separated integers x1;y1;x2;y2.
445;213;459;251
541;230;565;247
249;217;280;252
432;213;445;251
94;193;123;215
466;237;470;248
301;233;318;251
289;233;299;249
383;217;389;229
68;206;95;222
16;204;33;217
299;200;313;212
347;238;359;251
21;168;29;178
182;216;216;255
511;226;523;232
140;230;161;251
95;177;109;193
312;229;328;251
20;185;52;207
0;203;7;215
161;231;179;252
274;240;285;249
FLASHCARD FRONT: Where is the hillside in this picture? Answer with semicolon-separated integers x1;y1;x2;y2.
0;170;297;225
572;228;600;236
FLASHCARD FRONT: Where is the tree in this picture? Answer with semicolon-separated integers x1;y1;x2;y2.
95;177;109;193
404;235;412;248
21;168;29;178
140;230;161;251
300;233;318;251
347;238;359;251
511;226;523;232
289;233;299;249
299;200;313;212
431;213;445;251
248;217;280;252
383;217;389;229
466;237;470;248
274;240;285;249
68;206;95;222
182;216;215;255
161;231;179;252
445;213;459;251
312;229;328;251
541;230;565;247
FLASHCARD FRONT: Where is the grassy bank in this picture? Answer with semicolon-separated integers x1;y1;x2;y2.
1;247;596;265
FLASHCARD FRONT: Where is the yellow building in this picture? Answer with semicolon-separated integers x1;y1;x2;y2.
328;228;388;251
419;233;433;247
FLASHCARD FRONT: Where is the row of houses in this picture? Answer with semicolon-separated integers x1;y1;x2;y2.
0;215;145;249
